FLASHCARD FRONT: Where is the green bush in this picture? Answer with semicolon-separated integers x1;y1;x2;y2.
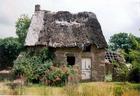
41;65;78;86
0;37;22;69
105;73;112;82
128;67;140;83
44;67;67;86
112;61;128;82
39;48;54;62
13;49;53;83
13;48;78;86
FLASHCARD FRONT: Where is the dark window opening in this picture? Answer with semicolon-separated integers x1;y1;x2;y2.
67;56;75;66
83;45;91;52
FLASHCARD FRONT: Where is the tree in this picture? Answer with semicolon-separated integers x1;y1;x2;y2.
109;32;140;82
109;33;138;63
0;37;22;69
128;36;140;82
0;15;31;69
109;32;132;52
16;15;31;44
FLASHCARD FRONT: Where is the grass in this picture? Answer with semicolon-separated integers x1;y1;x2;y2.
0;81;140;96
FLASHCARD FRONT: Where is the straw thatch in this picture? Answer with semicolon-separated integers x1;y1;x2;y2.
25;9;107;49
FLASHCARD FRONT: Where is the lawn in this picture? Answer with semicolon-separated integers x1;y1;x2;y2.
0;81;140;96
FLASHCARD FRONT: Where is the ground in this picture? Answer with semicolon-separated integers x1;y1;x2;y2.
0;81;140;96
0;69;140;96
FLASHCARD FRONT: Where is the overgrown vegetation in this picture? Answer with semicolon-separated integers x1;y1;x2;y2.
109;32;140;82
0;37;22;69
0;82;140;96
0;15;30;69
16;15;31;45
112;61;128;82
12;48;79;86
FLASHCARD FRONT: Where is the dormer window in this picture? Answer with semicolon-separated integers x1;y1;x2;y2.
83;45;91;52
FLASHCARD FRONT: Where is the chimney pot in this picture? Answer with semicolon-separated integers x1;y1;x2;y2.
35;4;40;12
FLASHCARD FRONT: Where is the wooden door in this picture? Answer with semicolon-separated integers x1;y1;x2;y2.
81;58;91;80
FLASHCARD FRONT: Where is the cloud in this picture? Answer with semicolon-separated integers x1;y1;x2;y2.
0;0;140;41
0;15;11;25
0;24;16;38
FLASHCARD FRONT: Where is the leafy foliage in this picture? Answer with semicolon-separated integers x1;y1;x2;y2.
0;37;22;69
109;32;132;52
13;48;78;86
16;15;31;44
105;73;112;82
39;48;54;63
13;48;52;82
128;67;140;83
109;32;140;82
127;35;140;82
0;15;31;69
112;61;128;82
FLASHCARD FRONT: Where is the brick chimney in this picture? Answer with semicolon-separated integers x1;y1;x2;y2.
35;4;40;12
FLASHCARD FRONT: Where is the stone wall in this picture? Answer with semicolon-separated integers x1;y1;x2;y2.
27;45;106;81
92;46;106;81
53;47;81;66
53;45;106;81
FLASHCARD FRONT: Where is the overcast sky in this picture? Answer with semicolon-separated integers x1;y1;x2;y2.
0;0;140;41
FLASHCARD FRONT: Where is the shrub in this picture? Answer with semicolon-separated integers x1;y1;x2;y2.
13;49;53;82
0;37;22;69
13;48;78;86
41;65;79;86
105;73;112;82
42;66;67;86
39;48;54;62
112;61;128;82
128;67;140;83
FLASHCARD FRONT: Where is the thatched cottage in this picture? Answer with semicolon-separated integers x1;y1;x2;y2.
25;5;107;81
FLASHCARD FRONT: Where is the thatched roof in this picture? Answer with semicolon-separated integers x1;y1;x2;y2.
25;5;107;49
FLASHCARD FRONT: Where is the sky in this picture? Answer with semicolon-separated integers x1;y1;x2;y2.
0;0;140;41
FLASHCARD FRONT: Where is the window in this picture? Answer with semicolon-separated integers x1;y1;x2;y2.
83;45;91;52
67;56;75;66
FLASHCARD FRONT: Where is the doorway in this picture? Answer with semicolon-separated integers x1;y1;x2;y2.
81;58;91;80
